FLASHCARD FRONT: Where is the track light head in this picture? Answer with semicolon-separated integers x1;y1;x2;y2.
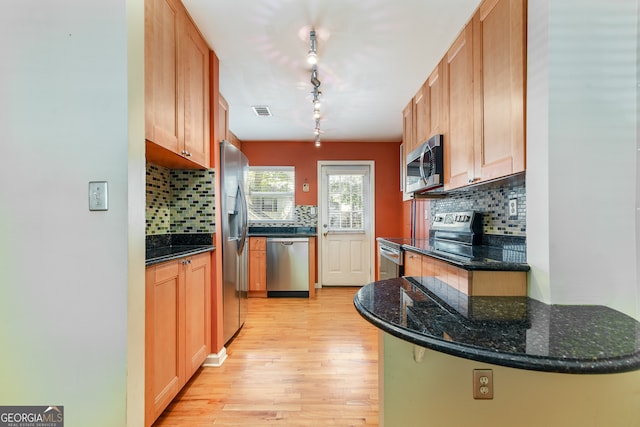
307;30;318;64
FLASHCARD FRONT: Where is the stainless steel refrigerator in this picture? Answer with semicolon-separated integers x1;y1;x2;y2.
220;140;249;344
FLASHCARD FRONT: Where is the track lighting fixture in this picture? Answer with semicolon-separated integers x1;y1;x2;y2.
307;29;324;144
310;65;321;88
307;30;318;65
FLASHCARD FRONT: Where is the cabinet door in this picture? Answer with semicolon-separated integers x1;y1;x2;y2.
427;60;445;136
181;13;210;168
413;83;428;146
444;23;475;190
404;251;422;278
474;0;526;181
184;253;211;377
248;238;267;297
145;261;184;426
402;101;414;155
145;0;181;152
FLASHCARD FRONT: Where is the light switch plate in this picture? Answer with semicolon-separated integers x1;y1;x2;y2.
89;181;109;211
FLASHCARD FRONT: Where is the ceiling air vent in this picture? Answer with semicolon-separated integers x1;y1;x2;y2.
251;105;272;117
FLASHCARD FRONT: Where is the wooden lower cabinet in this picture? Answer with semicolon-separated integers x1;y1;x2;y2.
145;252;211;426
248;237;267;298
404;250;526;296
403;251;423;278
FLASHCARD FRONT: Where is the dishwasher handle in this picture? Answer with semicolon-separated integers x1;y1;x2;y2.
267;237;310;244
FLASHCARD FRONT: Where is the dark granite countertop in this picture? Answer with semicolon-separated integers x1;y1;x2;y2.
378;237;529;271
146;233;214;266
354;277;640;374
248;226;317;238
146;245;214;266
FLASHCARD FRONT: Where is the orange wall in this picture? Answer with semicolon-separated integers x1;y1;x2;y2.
241;140;404;239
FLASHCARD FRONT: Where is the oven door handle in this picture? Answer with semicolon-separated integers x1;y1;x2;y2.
379;246;402;264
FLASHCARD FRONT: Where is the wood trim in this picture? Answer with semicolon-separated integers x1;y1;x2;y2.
309;237;316;298
145;140;206;170
479;0;500;20
210;52;225;355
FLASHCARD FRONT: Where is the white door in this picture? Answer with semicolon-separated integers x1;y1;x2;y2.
318;162;374;287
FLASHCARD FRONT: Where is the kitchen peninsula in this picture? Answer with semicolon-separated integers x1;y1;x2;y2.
354;277;640;426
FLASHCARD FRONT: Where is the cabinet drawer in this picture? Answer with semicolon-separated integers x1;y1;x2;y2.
249;237;266;251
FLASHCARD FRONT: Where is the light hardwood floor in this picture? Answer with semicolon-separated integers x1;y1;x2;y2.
153;287;379;426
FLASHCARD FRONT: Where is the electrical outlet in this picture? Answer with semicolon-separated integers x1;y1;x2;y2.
473;369;493;399
508;198;518;219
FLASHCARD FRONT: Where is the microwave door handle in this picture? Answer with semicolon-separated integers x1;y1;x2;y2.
418;146;427;183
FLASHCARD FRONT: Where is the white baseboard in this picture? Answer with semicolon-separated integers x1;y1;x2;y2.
202;347;227;367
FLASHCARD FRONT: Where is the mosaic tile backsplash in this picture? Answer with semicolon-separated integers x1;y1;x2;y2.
431;180;526;236
250;205;318;228
146;163;215;235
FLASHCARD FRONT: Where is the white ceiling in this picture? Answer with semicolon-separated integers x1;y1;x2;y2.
183;0;481;142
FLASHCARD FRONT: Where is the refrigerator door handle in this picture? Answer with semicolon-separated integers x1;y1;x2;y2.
237;183;249;254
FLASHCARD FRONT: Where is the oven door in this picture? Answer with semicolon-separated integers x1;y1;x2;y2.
378;243;403;280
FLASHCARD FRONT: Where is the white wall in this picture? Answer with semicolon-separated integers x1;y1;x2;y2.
0;1;145;425
527;0;640;319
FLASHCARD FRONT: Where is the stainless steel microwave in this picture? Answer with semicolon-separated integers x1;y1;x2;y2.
405;134;444;194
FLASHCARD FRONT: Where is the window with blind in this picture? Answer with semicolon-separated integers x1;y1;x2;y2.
247;166;295;222
327;174;364;231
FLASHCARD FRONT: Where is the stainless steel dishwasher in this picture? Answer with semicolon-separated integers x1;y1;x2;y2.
266;237;309;297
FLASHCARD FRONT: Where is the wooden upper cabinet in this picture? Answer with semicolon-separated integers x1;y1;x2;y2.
415;60;445;147
427;60;445;136
145;0;210;169
413;82;428;146
402;101;414;155
473;0;526;181
181;13;210;168
145;0;181;153
444;22;475;190
443;0;526;190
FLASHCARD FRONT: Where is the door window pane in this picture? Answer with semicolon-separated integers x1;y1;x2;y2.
328;174;364;231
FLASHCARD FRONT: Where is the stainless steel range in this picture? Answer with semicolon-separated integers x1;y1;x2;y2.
431;211;482;259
